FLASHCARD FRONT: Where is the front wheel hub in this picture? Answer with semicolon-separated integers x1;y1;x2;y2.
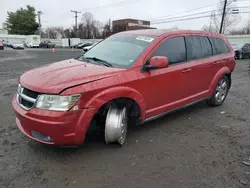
105;107;127;145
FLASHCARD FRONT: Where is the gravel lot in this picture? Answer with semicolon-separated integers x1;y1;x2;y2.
0;48;250;188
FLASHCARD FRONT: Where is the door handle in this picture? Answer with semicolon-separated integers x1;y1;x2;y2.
213;61;222;64
181;68;191;73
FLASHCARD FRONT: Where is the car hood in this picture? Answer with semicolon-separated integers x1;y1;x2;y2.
20;59;123;94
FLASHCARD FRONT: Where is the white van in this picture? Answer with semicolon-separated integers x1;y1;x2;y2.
25;35;40;48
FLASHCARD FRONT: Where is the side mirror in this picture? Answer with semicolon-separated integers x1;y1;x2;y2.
143;56;169;71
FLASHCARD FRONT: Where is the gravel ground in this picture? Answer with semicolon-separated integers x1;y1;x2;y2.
0;48;250;188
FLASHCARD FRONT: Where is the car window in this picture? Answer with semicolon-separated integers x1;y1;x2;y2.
209;37;230;54
151;37;186;65
244;44;250;49
185;36;212;60
242;44;248;51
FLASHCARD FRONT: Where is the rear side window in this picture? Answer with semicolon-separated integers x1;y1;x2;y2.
185;36;212;60
152;37;186;65
209;37;230;54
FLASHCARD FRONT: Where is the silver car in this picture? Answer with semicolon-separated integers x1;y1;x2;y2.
12;41;24;49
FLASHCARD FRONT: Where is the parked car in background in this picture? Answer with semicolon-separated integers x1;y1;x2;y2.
0;41;4;50
82;42;98;52
12;41;24;49
39;40;56;48
76;42;93;49
71;42;82;48
69;38;81;48
232;43;250;59
7;42;13;48
12;30;235;146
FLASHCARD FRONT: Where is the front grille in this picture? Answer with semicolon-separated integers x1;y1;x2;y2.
22;88;39;99
20;98;34;108
17;85;39;110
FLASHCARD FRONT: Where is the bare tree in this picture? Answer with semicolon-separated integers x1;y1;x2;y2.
212;0;240;33
202;0;240;33
64;28;76;38
43;27;65;39
80;12;102;39
229;18;250;34
102;21;111;38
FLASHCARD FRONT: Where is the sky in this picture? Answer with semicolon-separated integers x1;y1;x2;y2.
1;0;250;31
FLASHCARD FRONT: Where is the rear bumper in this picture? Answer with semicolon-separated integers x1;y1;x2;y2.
12;94;96;146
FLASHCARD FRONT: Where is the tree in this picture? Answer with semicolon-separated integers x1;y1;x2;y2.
42;27;65;39
3;5;39;35
202;0;240;33
229;18;250;35
102;22;112;38
79;12;102;39
63;28;76;38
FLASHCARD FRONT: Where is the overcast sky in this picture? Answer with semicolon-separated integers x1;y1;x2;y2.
1;0;250;31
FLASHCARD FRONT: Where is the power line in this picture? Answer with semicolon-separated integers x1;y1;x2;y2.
149;3;218;21
151;10;217;23
150;5;250;24
149;0;250;22
151;11;250;25
57;0;141;19
78;0;141;11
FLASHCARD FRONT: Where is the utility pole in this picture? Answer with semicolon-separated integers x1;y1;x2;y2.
71;10;81;37
219;0;227;34
37;11;42;38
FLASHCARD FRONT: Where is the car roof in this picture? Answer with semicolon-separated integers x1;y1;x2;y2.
116;29;224;38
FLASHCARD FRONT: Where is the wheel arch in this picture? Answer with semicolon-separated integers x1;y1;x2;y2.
208;67;231;96
85;86;146;121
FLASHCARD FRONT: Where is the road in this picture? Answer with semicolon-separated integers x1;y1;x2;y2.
0;48;250;188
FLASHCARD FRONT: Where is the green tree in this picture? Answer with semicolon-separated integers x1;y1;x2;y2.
4;5;39;35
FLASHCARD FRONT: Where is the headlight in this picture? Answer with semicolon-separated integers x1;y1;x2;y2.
36;94;81;111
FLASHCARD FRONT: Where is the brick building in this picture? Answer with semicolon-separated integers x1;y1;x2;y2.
112;18;156;33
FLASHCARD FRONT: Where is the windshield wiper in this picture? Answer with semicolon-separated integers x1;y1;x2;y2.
75;56;90;62
85;57;113;67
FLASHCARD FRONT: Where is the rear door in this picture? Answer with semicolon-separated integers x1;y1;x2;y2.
209;37;231;70
182;36;214;101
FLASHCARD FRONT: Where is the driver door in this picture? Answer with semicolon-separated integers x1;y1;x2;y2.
138;36;188;118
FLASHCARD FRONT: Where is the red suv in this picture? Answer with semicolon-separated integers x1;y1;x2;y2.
12;29;235;146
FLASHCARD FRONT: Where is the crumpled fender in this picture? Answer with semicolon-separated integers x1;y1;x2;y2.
208;67;231;96
84;86;146;120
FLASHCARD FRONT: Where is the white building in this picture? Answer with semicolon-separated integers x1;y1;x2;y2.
0;28;8;35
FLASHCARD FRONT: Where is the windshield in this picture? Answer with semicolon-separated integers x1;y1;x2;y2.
80;34;156;68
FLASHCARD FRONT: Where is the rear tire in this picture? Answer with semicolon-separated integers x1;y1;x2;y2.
206;76;229;107
237;53;243;60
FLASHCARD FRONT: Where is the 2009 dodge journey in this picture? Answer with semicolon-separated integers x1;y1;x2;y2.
12;29;235;146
